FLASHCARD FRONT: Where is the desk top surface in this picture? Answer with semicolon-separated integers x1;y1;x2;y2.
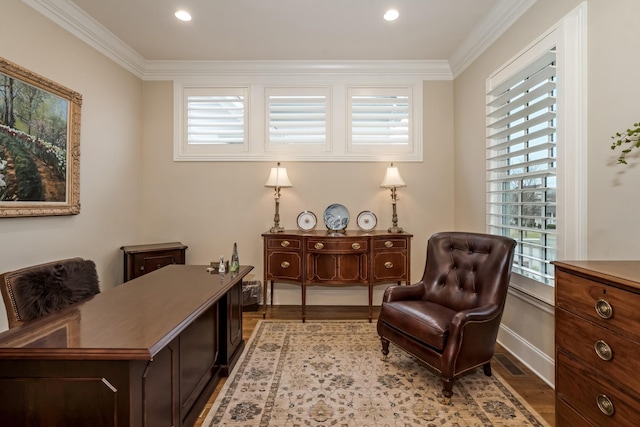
0;265;253;359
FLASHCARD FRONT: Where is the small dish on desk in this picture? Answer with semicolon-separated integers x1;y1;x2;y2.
323;203;350;231
356;211;377;231
297;210;317;231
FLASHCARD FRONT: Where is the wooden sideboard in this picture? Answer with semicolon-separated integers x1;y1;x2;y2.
0;264;252;427
263;230;412;322
121;241;188;282
554;261;640;426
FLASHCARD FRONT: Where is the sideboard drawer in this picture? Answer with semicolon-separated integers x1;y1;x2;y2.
556;351;640;427
555;308;640;389
556;269;640;341
266;237;302;251
306;239;368;253
372;251;407;282
373;237;408;251
265;252;302;281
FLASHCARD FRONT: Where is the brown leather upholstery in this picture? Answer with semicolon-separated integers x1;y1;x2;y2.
0;258;99;329
377;231;516;403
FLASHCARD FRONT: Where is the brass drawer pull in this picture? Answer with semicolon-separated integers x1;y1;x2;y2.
352;243;361;250
314;242;324;250
594;340;613;361
280;261;290;269
281;240;290;248
596;394;615;417
385;261;394;269
595;299;613;319
384;241;393;248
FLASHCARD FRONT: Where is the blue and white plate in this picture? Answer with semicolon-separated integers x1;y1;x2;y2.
323;203;350;231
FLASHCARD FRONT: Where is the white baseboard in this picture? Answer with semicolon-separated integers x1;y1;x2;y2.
497;323;555;389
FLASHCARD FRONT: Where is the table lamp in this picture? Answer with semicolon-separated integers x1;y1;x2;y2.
380;163;407;233
265;162;293;232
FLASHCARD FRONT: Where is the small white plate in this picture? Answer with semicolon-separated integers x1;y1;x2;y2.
356;211;377;231
297;211;317;231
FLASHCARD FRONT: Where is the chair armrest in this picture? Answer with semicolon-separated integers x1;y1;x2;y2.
382;282;425;303
451;303;501;327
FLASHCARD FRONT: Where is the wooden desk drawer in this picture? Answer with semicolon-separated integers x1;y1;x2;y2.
373;238;408;250
556;269;640;341
306;239;368;253
556;308;640;389
556;351;640;427
265;252;302;281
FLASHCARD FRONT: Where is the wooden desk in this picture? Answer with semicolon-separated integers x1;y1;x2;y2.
0;264;253;427
263;230;411;322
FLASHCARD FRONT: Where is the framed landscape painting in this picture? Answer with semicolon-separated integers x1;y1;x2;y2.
0;57;81;217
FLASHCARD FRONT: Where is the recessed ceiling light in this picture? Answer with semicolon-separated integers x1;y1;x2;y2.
175;10;192;22
384;9;399;21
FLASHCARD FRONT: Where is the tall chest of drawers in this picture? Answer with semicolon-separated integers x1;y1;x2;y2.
554;261;640;426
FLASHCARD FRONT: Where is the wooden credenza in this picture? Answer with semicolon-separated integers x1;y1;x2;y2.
263;230;412;322
121;241;188;282
554;261;640;426
0;264;252;427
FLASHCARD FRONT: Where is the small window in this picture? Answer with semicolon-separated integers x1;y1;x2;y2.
266;87;330;153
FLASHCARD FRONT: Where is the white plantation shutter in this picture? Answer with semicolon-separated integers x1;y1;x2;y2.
185;88;246;146
486;48;557;286
267;88;328;149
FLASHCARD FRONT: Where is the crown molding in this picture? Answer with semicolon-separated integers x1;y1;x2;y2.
21;0;146;78
448;0;538;78
143;59;452;80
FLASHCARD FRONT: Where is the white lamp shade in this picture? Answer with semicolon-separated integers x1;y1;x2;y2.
380;165;406;188
264;166;293;188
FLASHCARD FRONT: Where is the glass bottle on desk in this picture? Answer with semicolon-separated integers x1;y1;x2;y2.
230;243;239;273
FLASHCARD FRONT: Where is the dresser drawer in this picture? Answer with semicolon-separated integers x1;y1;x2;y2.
306;239;368;253
556;307;640;389
556;351;640;427
373;237;408;251
266;237;302;251
555;269;640;341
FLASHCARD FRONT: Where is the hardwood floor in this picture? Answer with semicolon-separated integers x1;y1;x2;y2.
195;306;555;426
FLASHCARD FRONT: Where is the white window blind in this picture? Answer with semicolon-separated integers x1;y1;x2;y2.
267;90;327;147
348;88;411;152
185;88;246;146
486;48;557;286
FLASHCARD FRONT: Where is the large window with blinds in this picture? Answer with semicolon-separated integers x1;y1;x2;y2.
486;48;557;286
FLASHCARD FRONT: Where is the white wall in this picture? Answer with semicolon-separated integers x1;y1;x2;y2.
454;0;640;386
0;0;143;331
139;80;456;304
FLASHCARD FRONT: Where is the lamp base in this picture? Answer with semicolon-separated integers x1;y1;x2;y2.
270;225;285;233
387;225;404;233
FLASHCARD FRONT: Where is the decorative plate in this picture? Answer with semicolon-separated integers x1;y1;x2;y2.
297;211;317;231
323;203;350;231
356;211;377;231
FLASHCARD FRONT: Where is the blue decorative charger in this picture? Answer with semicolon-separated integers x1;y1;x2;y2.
323;203;350;231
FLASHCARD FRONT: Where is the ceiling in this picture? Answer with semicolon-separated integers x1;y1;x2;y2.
28;0;536;76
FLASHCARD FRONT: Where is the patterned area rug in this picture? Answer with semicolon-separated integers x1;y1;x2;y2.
204;320;550;426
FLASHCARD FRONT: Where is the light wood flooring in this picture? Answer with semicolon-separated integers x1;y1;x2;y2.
195;306;555;426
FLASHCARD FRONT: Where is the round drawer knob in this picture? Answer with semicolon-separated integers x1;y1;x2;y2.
314;242;324;250
595;299;613;319
280;261;290;269
596;394;615;417
384;241;393;248
594;340;613;361
384;261;394;269
352;243;361;250
281;240;290;248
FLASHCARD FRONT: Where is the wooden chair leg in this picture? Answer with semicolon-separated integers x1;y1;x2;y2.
483;362;492;377
380;337;390;361
441;377;454;405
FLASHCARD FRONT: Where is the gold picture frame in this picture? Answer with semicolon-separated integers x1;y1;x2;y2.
0;57;81;217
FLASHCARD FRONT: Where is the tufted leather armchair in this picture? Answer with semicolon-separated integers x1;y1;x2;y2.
377;231;516;403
